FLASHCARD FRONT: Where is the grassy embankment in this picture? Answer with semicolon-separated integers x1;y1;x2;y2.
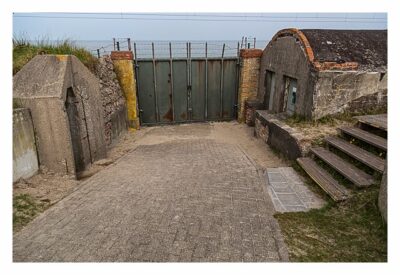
13;37;97;75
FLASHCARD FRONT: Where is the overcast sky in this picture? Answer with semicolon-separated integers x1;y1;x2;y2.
13;12;387;42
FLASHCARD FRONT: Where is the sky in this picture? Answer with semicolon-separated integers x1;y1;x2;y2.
13;12;387;42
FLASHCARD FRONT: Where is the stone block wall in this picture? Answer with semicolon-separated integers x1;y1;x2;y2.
237;49;263;123
13;108;39;182
95;56;128;146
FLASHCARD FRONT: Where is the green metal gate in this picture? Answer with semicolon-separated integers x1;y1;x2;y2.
134;42;239;125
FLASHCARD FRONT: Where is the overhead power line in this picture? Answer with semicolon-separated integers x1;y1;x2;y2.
14;12;387;20
13;14;387;23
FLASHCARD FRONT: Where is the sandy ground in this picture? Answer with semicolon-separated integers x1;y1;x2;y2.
287;120;354;145
13;122;287;207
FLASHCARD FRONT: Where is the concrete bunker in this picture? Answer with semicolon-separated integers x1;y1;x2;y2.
256;28;387;119
13;55;106;177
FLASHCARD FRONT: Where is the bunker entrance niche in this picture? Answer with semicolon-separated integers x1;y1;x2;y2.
65;87;85;174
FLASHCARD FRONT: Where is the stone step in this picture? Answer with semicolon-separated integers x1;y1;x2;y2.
310;147;375;187
325;136;386;173
339;126;387;151
297;157;350;202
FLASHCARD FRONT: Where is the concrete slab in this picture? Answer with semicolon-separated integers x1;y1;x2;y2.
265;167;325;213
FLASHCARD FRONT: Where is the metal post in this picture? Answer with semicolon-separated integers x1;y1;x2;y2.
113;38;116;51
237;42;240;58
244;37;247;49
186;42;190;121
97;49;100;58
205;42;208;120
241;36;244;49
254;37;256;48
117;41;120;51
133;42;142;125
128;38;131;51
152;42;159;122
220;43;225;119
234;55;240;120
186;42;192;121
169;42;175;122
248;43;250;49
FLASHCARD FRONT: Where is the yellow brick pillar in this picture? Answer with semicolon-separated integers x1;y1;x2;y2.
237;49;263;123
111;51;140;130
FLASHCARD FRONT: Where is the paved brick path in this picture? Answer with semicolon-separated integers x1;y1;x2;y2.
13;139;288;262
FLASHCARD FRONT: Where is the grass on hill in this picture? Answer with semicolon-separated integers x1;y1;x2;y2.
275;184;387;262
13;37;98;75
13;193;51;232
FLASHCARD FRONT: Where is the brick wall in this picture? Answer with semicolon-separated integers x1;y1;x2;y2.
111;51;140;130
237;49;262;123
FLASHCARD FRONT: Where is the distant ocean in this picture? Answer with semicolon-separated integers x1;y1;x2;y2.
72;39;270;58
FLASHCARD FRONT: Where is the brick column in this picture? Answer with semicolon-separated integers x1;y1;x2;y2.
237;49;263;123
111;51;140;130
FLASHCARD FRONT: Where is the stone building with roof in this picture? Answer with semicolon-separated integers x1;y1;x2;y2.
257;28;387;119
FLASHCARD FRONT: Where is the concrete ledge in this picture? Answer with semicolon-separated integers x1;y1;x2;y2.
254;110;310;160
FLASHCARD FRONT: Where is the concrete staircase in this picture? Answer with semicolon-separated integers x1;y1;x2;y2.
297;114;387;202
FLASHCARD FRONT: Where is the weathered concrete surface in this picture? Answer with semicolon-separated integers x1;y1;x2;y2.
237;49;262;123
13;55;106;176
265;167;325;212
313;71;387;119
254;111;309;160
258;35;315;118
13;123;289;262
111;51;139;129
95;56;128;146
378;166;387;223
13;108;39;182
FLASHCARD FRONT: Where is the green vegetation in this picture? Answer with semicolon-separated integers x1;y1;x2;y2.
275;187;387;262
13;37;98;75
13;194;50;232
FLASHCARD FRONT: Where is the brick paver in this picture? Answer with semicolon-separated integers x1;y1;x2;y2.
13;139;288;262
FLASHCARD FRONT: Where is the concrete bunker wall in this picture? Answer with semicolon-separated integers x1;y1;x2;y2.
313;71;387;119
14;97;76;175
13;55;106;177
258;36;315;118
70;56;107;161
13;108;39;182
